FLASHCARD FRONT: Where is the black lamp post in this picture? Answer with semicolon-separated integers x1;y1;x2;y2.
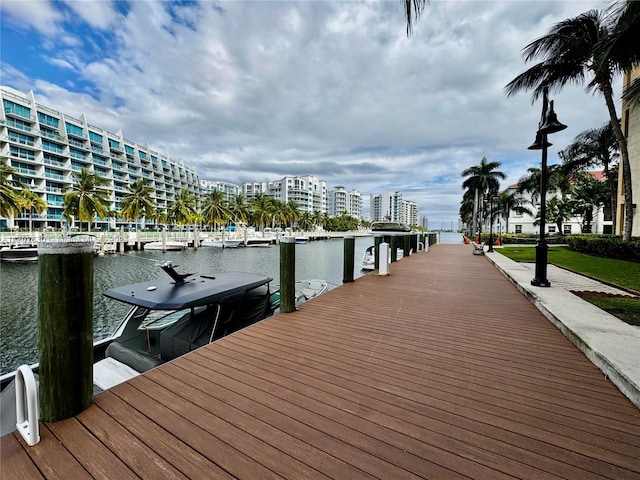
488;195;496;252
528;87;566;287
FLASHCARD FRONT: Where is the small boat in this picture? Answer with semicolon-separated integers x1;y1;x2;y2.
144;240;186;251
361;245;375;271
0;244;39;262
295;279;329;303
295;236;310;244
201;239;242;248
244;238;272;247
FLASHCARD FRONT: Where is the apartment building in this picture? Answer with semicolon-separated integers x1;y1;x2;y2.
327;185;363;218
200;179;241;202
1;87;199;230
370;191;419;225
241;175;328;214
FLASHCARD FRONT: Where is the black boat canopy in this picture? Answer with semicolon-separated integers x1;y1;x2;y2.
103;271;273;310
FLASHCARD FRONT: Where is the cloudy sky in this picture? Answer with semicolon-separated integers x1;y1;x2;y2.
1;0;617;227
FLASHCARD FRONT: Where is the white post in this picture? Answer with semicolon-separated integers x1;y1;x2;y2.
378;242;390;276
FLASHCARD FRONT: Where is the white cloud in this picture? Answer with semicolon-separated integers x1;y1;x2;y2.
1;0;615;226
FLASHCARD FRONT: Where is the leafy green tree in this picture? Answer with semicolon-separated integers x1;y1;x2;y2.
0;157;23;218
249;194;276;231
461;157;506;234
63;168;110;232
167;189;197;228
559;121;618;231
201;189;230;229
228;194;249;225
283;200;302;229
298;211;314;231
20;188;47;233
568;173;610;233
534;196;573;234
505;7;638;240
495;190;532;234
120;178;155;228
150;206;167;230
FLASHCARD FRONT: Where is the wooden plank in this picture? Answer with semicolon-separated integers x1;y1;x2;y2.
92;391;233;480
0;432;44;480
47;417;138;479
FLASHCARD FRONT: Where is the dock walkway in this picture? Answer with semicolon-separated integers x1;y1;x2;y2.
2;244;639;479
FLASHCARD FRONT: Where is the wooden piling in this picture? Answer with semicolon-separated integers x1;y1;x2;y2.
403;234;411;257
374;234;382;270
38;240;94;422
343;235;355;283
280;237;296;313
390;236;398;262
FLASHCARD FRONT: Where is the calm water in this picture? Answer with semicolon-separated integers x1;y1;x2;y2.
0;236;375;375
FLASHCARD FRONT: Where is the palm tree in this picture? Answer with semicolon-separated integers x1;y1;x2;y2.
63;168;110;232
120;178;155;229
495;190;532;234
534;196;574;234
568;173;610;233
404;0;429;36
0;157;23;219
20;188;47;233
167;189;197;228
282;200;301;229
505;8;635;240
249;194;275;232
228;194;249;225
150;206;167;231
559;121;618;230
201;189;230;230
298;211;314;232
461;157;506;235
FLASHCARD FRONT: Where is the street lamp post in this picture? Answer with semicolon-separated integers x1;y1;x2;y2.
488;195;496;252
528;87;566;287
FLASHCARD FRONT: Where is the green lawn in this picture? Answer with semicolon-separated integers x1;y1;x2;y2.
497;246;640;292
497;246;640;325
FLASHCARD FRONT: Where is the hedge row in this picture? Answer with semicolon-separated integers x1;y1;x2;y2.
566;235;640;263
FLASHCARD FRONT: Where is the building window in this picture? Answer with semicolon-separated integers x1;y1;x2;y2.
515;225;522;234
38;112;59;128
548;226;556;234
65;123;84;137
89;131;103;143
4;100;31;119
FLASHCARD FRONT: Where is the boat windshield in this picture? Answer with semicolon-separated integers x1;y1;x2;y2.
136;305;208;330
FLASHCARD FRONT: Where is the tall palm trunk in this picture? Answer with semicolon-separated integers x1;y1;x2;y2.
600;81;633;240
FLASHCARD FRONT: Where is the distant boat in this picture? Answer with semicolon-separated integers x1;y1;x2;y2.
201;239;241;248
144;240;186;251
0;244;38;262
294;236;310;244
370;221;411;232
244;238;272;247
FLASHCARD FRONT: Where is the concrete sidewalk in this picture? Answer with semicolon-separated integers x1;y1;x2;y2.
485;250;640;409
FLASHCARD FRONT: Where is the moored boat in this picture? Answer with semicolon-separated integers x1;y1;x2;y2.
201;239;242;248
0;244;38;262
143;240;186;251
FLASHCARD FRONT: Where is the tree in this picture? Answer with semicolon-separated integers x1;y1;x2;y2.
565;173;609;233
461;157;506;235
534;196;574;234
150;206;167;230
20;188;47;233
63;168;110;232
559;121;618;230
167;189;197;228
298;211;314;231
249;194;275;232
282;200;302;229
201;189;230;229
404;0;429;36
495;190;532;234
120;178;155;228
0;157;23;219
228;194;249;225
505;8;637;240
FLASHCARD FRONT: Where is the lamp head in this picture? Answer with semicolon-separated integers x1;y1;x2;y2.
527;131;552;150
538;100;567;135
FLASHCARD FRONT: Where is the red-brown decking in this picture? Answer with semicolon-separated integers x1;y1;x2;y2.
2;244;639;479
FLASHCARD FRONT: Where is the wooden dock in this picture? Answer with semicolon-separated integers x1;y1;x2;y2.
2;244;639;479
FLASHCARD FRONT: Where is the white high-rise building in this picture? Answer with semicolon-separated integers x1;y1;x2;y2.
1;87;199;230
241;175;327;213
200;179;240;202
328;185;362;218
370;191;418;225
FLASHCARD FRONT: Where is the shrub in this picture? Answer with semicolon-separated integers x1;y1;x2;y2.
566;235;640;263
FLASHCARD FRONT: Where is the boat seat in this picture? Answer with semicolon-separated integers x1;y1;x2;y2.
105;341;164;373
